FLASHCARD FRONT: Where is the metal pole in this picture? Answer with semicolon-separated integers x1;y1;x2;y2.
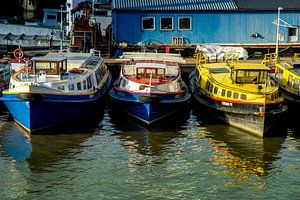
60;4;64;53
275;7;282;57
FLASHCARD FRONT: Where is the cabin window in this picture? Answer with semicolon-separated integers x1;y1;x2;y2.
178;17;191;30
259;71;267;83
245;71;260;83
35;61;60;75
157;68;165;79
83;80;87;89
205;81;210;90
236;70;245;83
241;94;247;100
142;17;155;30
227;91;232;98
47;15;56;20
275;67;284;80
121;79;126;88
209;85;213;93
214;86;218;94
87;76;92;89
288;75;293;87
160;17;173;30
137;68;144;78
146;69;156;78
95;68;102;84
233;92;239;99
77;82;82;90
58;85;65;90
221;89;226;96
68;84;74;90
293;78;299;89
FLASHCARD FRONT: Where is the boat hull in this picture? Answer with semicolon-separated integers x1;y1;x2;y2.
192;90;287;137
109;89;191;124
2;75;111;132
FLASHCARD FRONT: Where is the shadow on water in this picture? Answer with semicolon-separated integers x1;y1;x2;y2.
0;105;106;172
108;101;191;157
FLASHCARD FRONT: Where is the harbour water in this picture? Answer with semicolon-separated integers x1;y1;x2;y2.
0;101;300;199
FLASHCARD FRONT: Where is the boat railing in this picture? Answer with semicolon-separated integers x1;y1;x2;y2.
262;53;277;66
224;52;240;63
91;49;101;58
195;51;209;65
294;53;300;62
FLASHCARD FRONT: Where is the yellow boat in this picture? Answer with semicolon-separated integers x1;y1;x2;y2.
272;54;300;105
190;52;287;137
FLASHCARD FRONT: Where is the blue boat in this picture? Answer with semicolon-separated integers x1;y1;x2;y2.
2;52;111;132
109;52;191;124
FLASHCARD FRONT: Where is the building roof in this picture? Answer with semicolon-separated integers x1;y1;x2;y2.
113;0;300;11
235;0;300;11
113;0;238;11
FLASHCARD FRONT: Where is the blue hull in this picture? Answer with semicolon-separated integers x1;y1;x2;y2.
109;89;191;124
2;76;111;132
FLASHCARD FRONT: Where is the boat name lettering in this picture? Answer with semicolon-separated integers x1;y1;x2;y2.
89;94;94;98
221;102;232;106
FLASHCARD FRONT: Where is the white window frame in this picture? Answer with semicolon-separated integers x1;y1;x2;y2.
160;17;173;31
288;26;298;42
178;17;192;31
142;17;155;30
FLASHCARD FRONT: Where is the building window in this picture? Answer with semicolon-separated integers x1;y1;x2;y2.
178;17;191;30
160;17;173;30
142;17;155;30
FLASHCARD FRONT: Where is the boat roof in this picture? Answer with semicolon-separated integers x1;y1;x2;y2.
231;63;270;71
31;56;67;62
134;62;167;68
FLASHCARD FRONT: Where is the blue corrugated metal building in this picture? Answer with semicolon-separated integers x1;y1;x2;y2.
112;0;300;46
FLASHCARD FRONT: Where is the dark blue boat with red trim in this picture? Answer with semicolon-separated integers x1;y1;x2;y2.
109;52;191;124
2;51;111;132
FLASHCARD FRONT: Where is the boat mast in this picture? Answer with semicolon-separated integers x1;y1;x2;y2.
275;7;282;58
273;7;295;61
60;4;64;53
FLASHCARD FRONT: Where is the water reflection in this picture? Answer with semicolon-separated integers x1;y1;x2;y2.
111;106;190;154
206;124;285;177
0;106;105;172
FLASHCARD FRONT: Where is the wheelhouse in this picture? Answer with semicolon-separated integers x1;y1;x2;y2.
122;61;178;85
230;64;270;84
31;57;68;75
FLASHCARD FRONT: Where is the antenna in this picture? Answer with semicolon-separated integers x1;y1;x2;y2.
272;7;296;60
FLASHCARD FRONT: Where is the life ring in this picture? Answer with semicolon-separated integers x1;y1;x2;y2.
13;48;25;59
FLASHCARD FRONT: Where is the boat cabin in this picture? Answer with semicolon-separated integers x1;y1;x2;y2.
274;62;300;88
230;64;269;84
123;62;178;85
31;57;68;76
